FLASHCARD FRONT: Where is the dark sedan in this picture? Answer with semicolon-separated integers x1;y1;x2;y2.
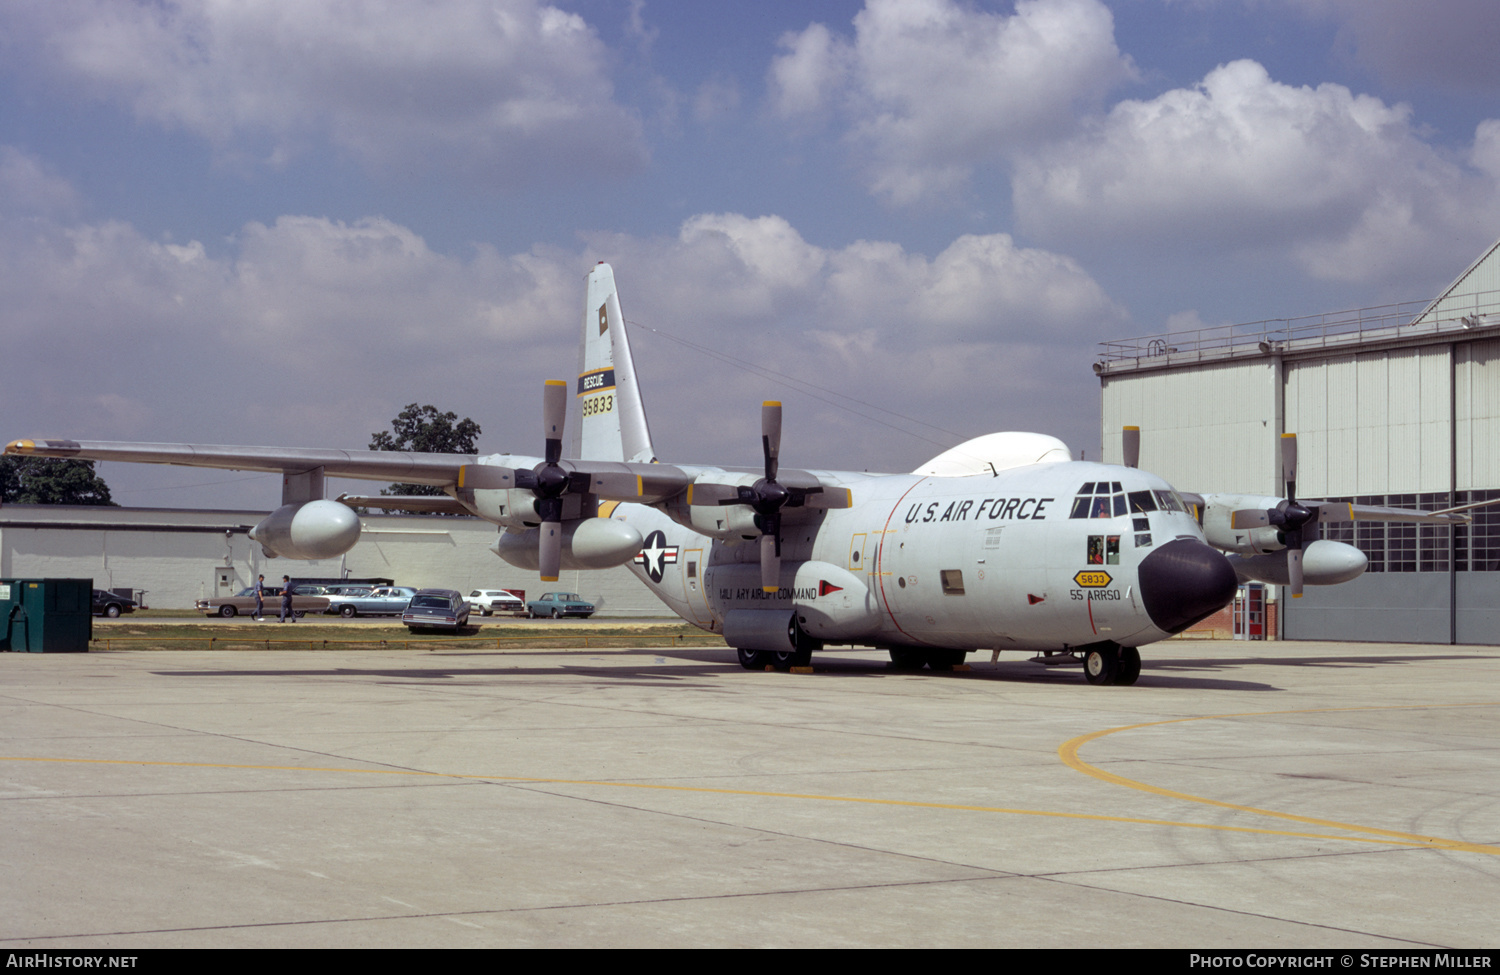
92;589;138;618
401;589;471;631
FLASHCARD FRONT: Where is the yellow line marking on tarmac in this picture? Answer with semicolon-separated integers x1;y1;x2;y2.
1059;702;1500;856
3;744;1495;854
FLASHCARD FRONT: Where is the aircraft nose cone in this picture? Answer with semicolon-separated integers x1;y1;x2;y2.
1137;538;1239;635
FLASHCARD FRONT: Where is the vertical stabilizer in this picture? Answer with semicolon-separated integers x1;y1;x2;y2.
574;262;656;463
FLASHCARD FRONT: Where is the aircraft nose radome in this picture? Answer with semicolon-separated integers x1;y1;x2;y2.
1137;538;1239;635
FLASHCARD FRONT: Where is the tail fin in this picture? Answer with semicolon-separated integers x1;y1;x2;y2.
574;262;656;463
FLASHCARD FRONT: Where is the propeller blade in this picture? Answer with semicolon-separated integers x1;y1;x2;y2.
1122;426;1140;469
539;522;562;582
1230;509;1271;530
458;465;517;490
762;401;781;482
685;481;741;506
802;486;853;509
1281;433;1298;501
760;534;779;593
543;380;567;465
1287;547;1304;598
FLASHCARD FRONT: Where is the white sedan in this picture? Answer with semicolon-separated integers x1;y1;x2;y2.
467;589;526;617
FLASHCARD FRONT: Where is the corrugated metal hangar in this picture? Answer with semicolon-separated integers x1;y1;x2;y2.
1097;237;1500;645
0;505;660;615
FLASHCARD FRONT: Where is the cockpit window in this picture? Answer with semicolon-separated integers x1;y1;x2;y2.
1070;483;1127;519
1128;491;1157;514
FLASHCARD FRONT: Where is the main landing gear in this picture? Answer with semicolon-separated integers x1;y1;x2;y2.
1080;642;1140;686
887;647;968;671
735;617;820;671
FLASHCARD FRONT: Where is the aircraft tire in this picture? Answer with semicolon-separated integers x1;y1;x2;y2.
737;647;771;670
769;647;812;671
926;648;966;672
1082;645;1120;685
1115;647;1141;686
888;647;926;670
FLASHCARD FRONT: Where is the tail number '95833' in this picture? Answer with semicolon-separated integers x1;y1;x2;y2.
581;394;614;417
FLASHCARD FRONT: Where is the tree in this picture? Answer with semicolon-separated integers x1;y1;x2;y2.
370;403;481;498
0;456;117;506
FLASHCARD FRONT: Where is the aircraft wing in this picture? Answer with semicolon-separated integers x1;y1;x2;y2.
5;438;474;486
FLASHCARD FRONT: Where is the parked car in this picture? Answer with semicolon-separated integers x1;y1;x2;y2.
401;589;471;631
196;585;330;618
91;589;138;618
526;592;595;619
468;589;525;617
323;586;418;618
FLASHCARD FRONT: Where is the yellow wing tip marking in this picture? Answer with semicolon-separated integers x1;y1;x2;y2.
5;439;34;454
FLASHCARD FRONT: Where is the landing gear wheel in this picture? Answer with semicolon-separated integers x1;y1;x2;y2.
888;647;926;670
340;605;357;618
1115;646;1141;686
737;647;771;670
1083;645;1120;685
219;605;236;618
926;649;967;672
769;646;812;671
770;617;818;670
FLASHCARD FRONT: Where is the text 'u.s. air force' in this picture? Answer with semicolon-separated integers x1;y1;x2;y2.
905;497;1054;524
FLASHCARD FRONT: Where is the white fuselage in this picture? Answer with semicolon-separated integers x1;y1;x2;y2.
606;459;1228;653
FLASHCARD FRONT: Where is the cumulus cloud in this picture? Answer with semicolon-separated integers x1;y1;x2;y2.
0;0;646;184
1013;59;1500;285
0;154;1124;490
768;0;1135;206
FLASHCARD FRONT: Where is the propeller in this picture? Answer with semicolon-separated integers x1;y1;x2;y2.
713;401;815;592
1230;433;1316;597
513;380;591;581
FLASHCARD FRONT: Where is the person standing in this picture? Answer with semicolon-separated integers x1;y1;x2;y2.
279;575;296;623
254;574;265;620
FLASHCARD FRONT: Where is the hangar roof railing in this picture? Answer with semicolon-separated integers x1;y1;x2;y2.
1094;288;1500;375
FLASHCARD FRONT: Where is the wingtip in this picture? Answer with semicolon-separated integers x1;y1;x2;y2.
4;439;34;455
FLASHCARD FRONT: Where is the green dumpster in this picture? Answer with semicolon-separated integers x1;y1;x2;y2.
1;579;93;653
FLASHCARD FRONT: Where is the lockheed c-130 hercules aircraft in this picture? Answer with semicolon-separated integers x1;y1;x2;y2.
7;263;1478;684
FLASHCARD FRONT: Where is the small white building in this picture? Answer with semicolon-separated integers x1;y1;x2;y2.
0;504;662;615
1096;238;1500;645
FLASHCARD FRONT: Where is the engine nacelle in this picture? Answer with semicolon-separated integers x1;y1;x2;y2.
492;517;643;571
250;500;362;560
1227;540;1368;587
1200;493;1292;555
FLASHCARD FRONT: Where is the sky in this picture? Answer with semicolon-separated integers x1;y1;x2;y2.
3;0;1499;509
